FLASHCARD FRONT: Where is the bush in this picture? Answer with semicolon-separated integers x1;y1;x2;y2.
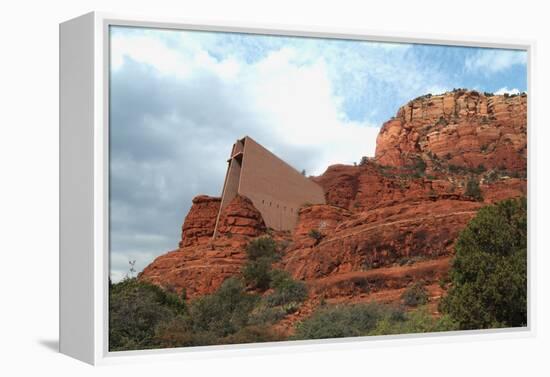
245;236;278;261
220;325;283;345
294;302;457;340
401;282;428;307
308;229;323;244
248;304;287;325
475;164;487;173
266;270;308;308
109;278;186;351
440;197;527;329
242;237;279;290
293;303;401;340
465;178;483;201
414;158;427;173
435;116;448;127
189;277;258;337
153;315;216;348
369;306;458;335
243;257;273;290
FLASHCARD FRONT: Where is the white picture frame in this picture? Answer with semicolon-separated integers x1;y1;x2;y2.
59;11;535;365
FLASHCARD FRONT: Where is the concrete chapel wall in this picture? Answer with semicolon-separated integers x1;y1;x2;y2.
215;136;325;233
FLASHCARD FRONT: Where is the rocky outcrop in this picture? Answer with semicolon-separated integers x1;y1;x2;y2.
139;244;248;297
315;162;467;212
375;90;527;172
283;199;483;280
216;195;266;237
140;194;266;297
292;204;352;248
312;165;361;209
179;195;221;248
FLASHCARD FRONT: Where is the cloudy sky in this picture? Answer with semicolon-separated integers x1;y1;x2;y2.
109;25;527;281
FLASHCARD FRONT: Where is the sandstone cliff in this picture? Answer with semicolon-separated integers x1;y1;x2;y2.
140;194;266;296
375;90;527;172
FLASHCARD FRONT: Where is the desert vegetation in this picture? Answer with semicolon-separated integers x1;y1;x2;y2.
110;196;527;351
440;197;527;329
293;303;457;340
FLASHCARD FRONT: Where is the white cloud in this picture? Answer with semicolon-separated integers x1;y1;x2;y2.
111;31;379;173
494;87;521;95
240;47;379;172
465;49;527;74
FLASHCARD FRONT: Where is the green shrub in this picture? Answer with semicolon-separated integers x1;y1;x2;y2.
475;164;487;173
153;315;216;348
109;278;186;351
245;236;278;261
293;303;401;340
435;116;448;127
368;306;458;335
401;282;429;307
266;270;308;307
242;237;279;290
294;302;457;340
220;325;283;345
242;257;273;290
308;229;323;244
189;277;258;337
465;178;483;201
414;158;427;173
440;197;527;330
248;304;287;325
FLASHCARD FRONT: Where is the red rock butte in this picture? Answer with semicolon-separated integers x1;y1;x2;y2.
213;136;326;236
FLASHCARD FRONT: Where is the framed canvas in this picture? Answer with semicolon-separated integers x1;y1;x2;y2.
59;11;534;365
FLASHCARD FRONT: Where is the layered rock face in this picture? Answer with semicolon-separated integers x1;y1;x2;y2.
375;90;527;172
290;91;527;290
140;90;527;312
139;245;249;297
283;200;482;280
216;195;266;237
141;194;266;297
179;195;221;248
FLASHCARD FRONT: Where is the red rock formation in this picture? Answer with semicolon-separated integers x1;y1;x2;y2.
216;195;266;237
312;165;360;209
375;90;527;172
283;199;483;280
140;194;266;297
292;204;352;248
139;244;248;297
179;195;221;248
